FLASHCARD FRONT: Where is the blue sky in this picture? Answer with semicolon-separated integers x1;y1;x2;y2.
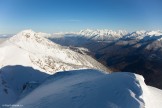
0;0;162;34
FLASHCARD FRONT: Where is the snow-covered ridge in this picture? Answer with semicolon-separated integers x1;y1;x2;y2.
125;30;162;40
77;29;162;37
78;29;128;38
51;29;128;41
49;29;162;41
9;29;60;53
0;29;109;74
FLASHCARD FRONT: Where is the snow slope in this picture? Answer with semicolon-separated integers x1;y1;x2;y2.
0;29;109;74
0;65;49;105
135;74;162;108
14;69;162;108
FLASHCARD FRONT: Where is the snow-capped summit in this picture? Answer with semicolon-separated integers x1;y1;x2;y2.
49;29;128;42
125;30;162;40
10;29;51;41
131;30;147;36
79;29;128;36
0;30;109;74
78;29;128;40
8;29;60;54
132;30;162;37
124;30;147;40
50;29;162;42
147;30;162;36
10;29;54;44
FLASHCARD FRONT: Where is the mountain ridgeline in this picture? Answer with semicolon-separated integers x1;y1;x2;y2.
0;30;109;74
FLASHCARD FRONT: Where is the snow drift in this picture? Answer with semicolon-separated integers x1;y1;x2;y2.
14;69;162;108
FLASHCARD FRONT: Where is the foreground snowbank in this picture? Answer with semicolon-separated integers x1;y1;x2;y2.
14;69;162;108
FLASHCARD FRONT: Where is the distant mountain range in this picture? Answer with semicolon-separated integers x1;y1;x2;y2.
49;29;162;41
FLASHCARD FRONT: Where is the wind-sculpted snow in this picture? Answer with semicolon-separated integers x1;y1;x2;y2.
13;69;162;108
0;65;49;105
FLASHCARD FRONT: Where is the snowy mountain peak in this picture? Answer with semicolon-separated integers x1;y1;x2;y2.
0;30;109;74
130;30;162;36
9;29;60;52
79;29;128;37
9;29;52;44
10;29;46;42
147;30;162;36
125;30;162;40
132;30;146;35
50;29;162;42
14;29;35;37
77;29;128;41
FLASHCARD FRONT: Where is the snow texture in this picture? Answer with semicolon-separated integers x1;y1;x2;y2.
14;69;162;108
